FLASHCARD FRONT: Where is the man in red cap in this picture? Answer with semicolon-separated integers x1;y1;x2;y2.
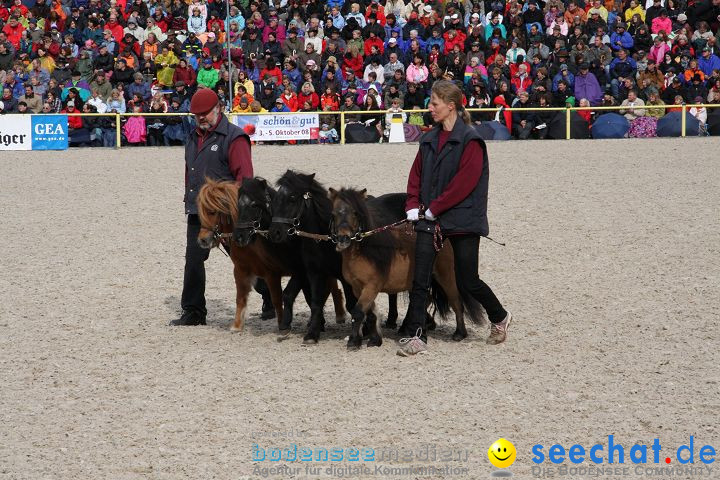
171;87;274;326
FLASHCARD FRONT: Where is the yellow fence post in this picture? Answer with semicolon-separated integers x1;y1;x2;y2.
681;104;687;137
340;111;346;145
565;106;571;140
115;113;121;149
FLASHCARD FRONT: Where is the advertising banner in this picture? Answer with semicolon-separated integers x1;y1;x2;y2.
31;115;69;150
233;113;320;141
0;115;69;150
0;115;32;150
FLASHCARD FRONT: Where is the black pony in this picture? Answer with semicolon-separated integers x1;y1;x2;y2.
268;170;353;343
233;177;347;335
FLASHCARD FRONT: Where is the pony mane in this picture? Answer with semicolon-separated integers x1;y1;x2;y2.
276;170;332;220
336;188;397;278
241;177;275;205
197;178;239;228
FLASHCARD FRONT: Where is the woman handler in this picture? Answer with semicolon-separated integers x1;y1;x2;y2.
397;80;512;357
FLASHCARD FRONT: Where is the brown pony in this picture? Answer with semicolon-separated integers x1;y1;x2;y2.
329;187;482;349
197;178;346;333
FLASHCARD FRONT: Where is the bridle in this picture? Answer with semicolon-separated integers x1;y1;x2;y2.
329;213;360;244
271;191;313;236
201;212;234;250
234;203;270;239
235;191;273;239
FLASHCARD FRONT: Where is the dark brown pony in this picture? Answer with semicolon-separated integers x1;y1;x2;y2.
329;187;482;348
196;178;346;332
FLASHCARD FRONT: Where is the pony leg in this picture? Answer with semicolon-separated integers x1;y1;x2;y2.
365;302;382;348
303;271;330;344
347;286;380;349
278;274;304;336
443;277;467;342
385;294;398;329
265;275;284;332
328;278;347;323
231;265;253;333
340;278;358;314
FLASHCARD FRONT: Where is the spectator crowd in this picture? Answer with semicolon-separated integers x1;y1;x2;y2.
1;0;719;144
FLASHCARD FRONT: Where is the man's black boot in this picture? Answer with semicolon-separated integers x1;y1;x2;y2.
169;310;207;326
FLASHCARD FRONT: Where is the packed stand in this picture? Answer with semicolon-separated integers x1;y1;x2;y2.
1;0;719;144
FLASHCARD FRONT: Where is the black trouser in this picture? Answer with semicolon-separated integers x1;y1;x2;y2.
181;214;270;315
406;231;507;342
514;120;535;140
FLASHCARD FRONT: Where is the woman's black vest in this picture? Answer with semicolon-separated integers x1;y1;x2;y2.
418;119;489;236
184;114;247;214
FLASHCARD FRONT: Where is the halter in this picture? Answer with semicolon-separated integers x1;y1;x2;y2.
271;191;313;236
202;213;234;253
235;191;273;239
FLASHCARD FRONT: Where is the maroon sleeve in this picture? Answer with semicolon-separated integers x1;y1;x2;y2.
428;140;483;216
405;150;422;211
228;135;253;181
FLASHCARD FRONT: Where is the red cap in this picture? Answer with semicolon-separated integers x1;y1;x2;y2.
190;88;219;114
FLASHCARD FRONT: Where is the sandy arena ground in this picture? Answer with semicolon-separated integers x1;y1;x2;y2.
1;139;719;480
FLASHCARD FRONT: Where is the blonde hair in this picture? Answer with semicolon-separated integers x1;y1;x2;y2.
431;80;471;124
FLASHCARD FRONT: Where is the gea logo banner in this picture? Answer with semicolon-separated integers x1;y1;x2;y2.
32;115;68;150
0;115;68;150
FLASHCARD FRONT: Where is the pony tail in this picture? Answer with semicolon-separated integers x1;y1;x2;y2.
459;105;472;125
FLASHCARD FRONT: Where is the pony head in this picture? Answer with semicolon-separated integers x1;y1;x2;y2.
328;187;368;252
234;177;272;247
196;178;239;249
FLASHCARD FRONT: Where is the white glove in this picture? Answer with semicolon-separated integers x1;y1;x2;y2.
424;209;436;221
406;208;419;221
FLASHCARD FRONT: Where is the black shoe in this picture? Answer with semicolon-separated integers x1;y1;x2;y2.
260;299;276;320
169;310;206;326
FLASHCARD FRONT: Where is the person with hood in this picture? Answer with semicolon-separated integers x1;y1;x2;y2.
493;94;513;132
62;70;91;102
574;62;603;105
155;46;179;88
552;63;575;91
172;58;196;91
256;82;278;111
645;87;666;119
196;58;219;89
609;23;633;52
76;49;94;83
225;5;245;32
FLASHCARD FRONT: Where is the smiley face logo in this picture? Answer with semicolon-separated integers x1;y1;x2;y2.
488;438;516;469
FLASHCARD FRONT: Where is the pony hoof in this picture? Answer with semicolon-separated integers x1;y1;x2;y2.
335;314;348;324
302;337;319;345
346;344;361;351
367;338;383;348
452;331;468;342
276;330;291;342
230;325;243;333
